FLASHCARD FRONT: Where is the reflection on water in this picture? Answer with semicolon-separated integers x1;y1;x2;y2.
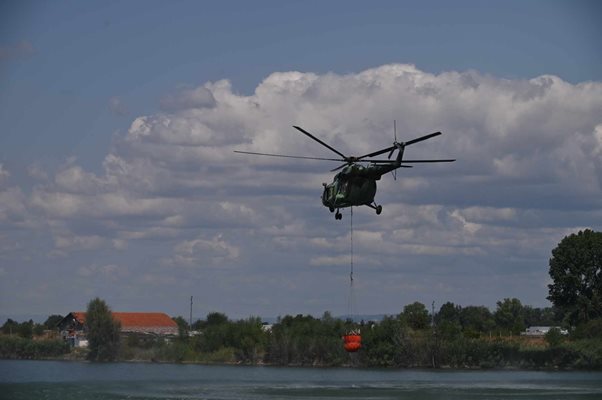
1;360;602;400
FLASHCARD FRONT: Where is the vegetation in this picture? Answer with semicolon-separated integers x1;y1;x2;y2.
86;297;121;361
1;306;601;369
0;336;69;359
548;229;602;325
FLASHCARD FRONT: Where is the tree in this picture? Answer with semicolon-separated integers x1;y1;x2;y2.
43;314;64;330
172;316;189;338
494;298;525;335
436;302;462;339
548;229;602;325
1;319;19;335
206;312;228;326
86;298;121;361
403;302;430;330
544;327;564;348
523;306;560;327
460;306;495;337
33;323;45;336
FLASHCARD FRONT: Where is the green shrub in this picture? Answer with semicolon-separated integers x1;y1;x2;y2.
0;336;69;359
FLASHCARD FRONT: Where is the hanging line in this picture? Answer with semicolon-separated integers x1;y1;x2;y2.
347;206;356;320
349;206;353;287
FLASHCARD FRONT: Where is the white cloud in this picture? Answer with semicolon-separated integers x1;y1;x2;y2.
0;164;9;185
166;234;240;267
5;64;602;315
310;255;349;267
27;164;49;181
77;263;127;281
54;234;110;252
160;86;216;111
0;186;31;226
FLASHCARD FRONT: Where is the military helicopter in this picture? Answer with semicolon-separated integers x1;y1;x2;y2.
235;123;455;219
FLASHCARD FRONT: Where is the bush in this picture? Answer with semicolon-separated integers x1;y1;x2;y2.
571;319;602;340
0;336;69;359
545;328;564;348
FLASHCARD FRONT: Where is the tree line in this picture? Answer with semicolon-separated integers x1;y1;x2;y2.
0;316;68;359
1;298;601;368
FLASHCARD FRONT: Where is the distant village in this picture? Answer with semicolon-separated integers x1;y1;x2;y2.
3;308;566;349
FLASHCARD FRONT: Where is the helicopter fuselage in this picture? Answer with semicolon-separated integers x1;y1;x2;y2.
322;175;377;210
321;163;395;218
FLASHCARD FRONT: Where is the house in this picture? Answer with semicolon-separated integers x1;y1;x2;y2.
522;326;568;336
58;311;179;346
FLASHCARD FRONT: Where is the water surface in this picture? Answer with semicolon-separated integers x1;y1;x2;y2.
1;360;601;399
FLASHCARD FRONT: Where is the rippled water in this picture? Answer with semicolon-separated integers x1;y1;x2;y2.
1;360;601;399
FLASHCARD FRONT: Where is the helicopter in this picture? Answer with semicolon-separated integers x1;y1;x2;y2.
235;123;455;220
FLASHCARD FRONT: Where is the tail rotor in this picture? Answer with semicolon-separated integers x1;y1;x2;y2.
390;120;399;180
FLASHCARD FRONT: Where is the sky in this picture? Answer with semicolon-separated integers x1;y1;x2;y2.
1;0;601;321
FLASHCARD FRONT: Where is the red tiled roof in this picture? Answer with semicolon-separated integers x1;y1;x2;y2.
71;312;177;328
72;312;86;324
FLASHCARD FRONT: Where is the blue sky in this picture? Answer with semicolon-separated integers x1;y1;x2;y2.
1;0;601;320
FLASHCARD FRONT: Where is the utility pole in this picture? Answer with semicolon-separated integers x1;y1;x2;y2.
189;296;193;331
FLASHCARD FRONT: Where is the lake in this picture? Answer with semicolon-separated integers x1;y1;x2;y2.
1;360;602;399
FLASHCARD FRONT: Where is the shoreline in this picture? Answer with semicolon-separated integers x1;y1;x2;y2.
0;356;588;372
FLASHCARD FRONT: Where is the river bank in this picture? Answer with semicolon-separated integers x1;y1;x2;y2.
2;334;602;370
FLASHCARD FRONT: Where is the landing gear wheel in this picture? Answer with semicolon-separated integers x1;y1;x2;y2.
335;211;342;220
376;205;382;215
329;206;335;213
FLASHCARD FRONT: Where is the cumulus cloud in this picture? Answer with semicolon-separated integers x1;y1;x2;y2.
166;234;240;267
77;263;128;282
54;234;107;251
27;164;49;181
3;64;602;315
0;164;9;185
160;86;217;111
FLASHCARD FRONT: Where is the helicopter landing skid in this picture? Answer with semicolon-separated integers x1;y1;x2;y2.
366;203;383;215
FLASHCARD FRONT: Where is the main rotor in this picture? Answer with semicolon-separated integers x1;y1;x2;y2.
234;125;455;171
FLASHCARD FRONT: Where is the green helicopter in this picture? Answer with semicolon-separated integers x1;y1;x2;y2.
235;123;455;220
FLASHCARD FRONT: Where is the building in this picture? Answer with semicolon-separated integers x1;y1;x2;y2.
58;311;179;346
522;326;568;336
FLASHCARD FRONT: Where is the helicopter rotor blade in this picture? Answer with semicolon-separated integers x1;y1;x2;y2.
390;120;398;159
369;159;402;163
404;131;442;146
330;163;349;172
292;126;348;160
399;159;455;163
356;145;397;160
357;131;443;159
370;158;455;163
234;150;343;162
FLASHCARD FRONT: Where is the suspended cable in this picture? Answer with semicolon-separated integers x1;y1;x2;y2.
349;206;353;286
343;206;361;353
347;206;355;319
